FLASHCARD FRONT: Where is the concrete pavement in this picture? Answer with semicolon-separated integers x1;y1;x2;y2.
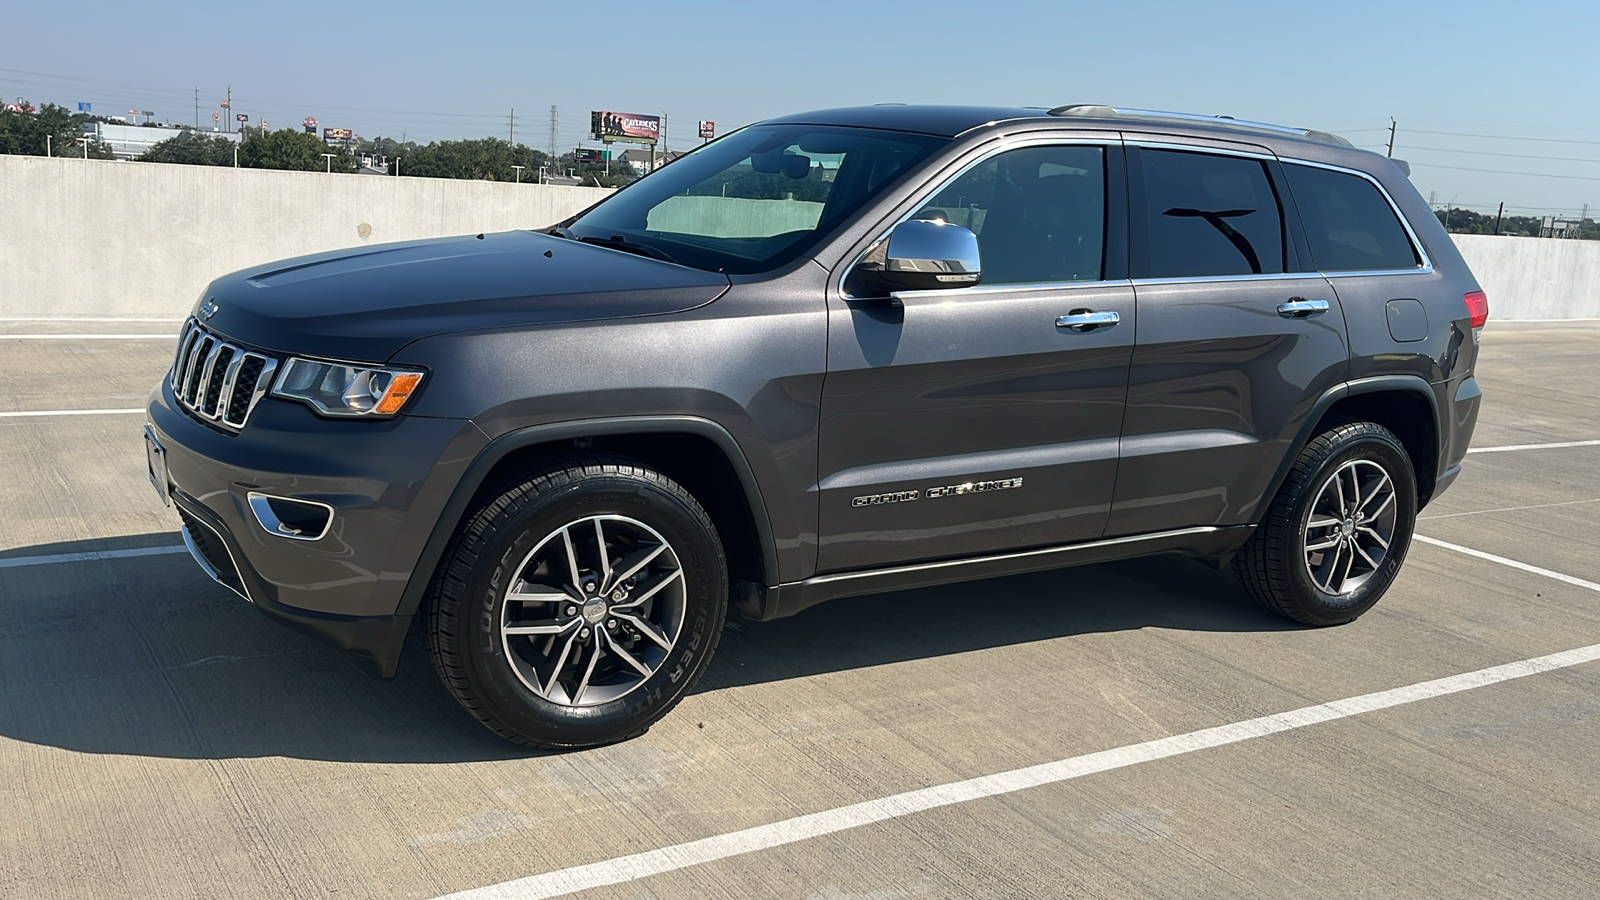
1;322;1598;898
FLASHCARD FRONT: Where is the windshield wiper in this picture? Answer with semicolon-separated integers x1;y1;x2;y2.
575;233;680;265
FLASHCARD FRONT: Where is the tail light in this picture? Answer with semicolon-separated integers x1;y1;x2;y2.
1464;290;1489;329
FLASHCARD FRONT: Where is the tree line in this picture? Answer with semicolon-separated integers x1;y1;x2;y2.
3;100;636;185
1435;208;1599;240
0;103;113;158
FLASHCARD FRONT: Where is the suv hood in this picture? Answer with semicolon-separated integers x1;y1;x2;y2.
194;230;731;361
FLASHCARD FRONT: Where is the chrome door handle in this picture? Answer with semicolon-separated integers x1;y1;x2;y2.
1277;298;1330;319
1055;310;1120;332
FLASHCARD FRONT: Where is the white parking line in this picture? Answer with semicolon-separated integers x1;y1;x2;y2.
0;545;186;569
1420;498;1600;521
0;334;175;340
435;640;1600;900
1414;535;1600;592
0;317;184;323
1469;439;1600;453
0;408;145;419
433;538;1600;900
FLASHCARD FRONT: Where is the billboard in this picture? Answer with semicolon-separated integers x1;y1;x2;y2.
303;116;319;134
323;127;352;142
575;148;610;162
698;120;715;139
591;110;659;145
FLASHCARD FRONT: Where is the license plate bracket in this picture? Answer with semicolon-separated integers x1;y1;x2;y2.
144;426;171;507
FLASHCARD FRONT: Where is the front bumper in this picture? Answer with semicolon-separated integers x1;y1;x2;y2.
147;380;487;678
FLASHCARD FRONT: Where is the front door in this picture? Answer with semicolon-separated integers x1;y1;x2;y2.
816;141;1134;573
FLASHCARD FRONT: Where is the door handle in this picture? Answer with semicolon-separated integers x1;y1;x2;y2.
1055;310;1120;332
1277;298;1330;319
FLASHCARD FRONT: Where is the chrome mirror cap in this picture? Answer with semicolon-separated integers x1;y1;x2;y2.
856;219;982;294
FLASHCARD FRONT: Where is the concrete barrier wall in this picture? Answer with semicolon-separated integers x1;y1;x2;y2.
0;155;609;319
1451;234;1600;320
3;156;1597;320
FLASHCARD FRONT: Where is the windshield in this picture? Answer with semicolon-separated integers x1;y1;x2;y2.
560;124;948;275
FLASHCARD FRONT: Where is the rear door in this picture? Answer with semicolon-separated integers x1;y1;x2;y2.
816;138;1134;573
1106;140;1350;537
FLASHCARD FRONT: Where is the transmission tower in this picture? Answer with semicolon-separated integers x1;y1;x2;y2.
547;106;558;167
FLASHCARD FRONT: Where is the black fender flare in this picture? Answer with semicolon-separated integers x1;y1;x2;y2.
1257;374;1442;519
394;415;778;620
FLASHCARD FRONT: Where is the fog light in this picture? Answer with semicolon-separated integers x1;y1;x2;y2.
247;492;334;541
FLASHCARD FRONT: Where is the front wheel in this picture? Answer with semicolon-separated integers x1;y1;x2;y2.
426;456;727;748
1233;421;1418;626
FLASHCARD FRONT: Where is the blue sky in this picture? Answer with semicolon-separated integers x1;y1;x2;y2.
3;0;1596;216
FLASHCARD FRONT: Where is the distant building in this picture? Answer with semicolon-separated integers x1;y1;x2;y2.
1540;217;1583;239
618;147;684;174
82;122;240;160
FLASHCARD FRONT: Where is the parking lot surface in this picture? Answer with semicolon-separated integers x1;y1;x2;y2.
2;321;1599;899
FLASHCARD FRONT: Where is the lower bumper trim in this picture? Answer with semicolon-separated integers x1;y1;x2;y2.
173;495;411;679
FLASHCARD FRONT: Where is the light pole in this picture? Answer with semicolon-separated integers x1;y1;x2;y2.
45;135;50;157
321;152;335;173
394;156;401;176
512;165;524;183
76;137;90;159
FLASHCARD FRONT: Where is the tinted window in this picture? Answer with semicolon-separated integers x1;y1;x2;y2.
565;125;946;275
1141;149;1285;278
1284;163;1420;271
914;145;1106;285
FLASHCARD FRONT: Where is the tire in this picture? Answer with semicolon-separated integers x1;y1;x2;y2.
426;455;727;749
1233;421;1417;626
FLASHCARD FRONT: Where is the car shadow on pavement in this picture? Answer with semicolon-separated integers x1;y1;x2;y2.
0;536;1289;762
697;553;1295;693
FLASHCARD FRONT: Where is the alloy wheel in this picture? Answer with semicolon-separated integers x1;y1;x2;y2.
499;514;686;707
1302;459;1398;596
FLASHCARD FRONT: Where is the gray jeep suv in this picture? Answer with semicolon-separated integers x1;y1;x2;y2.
144;104;1485;748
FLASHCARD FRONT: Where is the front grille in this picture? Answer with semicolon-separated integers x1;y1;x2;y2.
169;318;278;431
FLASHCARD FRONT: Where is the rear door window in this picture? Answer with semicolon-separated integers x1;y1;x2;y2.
1138;148;1286;278
1283;163;1421;271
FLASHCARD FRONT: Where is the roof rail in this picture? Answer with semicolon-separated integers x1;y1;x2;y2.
1047;105;1353;148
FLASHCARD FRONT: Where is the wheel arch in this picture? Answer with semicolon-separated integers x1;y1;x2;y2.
1263;376;1442;518
394;416;777;621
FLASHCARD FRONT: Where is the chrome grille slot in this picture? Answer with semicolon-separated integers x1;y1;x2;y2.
168;317;278;432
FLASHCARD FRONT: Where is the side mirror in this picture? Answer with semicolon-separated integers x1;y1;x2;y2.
854;219;982;295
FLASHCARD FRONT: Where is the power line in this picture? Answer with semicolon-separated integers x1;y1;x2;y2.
1406;128;1600;147
1409;161;1600;182
1397;144;1600;165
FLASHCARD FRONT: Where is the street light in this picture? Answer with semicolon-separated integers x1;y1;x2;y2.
512;165;524;183
321;152;335;173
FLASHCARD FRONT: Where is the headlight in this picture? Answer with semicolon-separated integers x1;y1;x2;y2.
271;358;425;418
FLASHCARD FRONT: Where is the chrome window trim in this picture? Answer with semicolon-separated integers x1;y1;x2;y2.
838;134;1123;300
1129;272;1331;288
1275;155;1434;274
1124;139;1278;162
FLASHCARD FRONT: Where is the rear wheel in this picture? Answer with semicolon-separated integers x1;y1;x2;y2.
1233;421;1417;626
427;456;727;748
